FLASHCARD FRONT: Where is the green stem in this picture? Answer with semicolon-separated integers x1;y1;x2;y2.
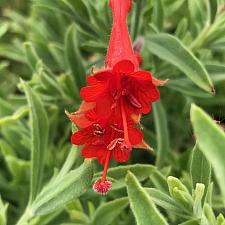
16;208;33;225
190;24;211;51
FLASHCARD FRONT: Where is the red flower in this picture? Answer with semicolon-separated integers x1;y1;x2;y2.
66;0;167;195
71;110;144;165
80;60;160;117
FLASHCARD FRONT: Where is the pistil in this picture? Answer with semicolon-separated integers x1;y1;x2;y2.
120;99;132;150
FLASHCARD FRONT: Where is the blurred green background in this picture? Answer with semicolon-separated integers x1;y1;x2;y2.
0;0;225;224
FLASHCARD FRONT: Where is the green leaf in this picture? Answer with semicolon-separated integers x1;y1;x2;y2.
167;78;212;98
92;198;129;225
153;100;170;168
167;176;193;210
178;219;201;225
146;34;214;93
130;0;142;41
191;104;225;199
208;0;218;23
22;80;49;202
204;203;216;225
68;210;90;224
65;24;86;90
4;155;30;183
193;183;205;216
0;23;8;39
145;188;189;216
94;164;156;190
0;106;29;126
150;170;169;193
175;18;188;39
217;214;225;225
81;41;106;53
126;172;169;225
24;42;40;71
61;0;97;36
0;197;8;225
190;145;211;197
31;160;93;216
152;0;164;31
0;44;26;63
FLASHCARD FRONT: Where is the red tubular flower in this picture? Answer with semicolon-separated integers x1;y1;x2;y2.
67;0;167;195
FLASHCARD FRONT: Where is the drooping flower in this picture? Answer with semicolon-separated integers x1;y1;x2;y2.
67;0;166;195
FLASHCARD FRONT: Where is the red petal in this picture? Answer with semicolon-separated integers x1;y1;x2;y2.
69;113;93;128
86;76;98;85
113;146;131;162
113;60;135;73
71;129;91;145
80;83;107;102
96;147;109;165
96;93;113;117
94;70;114;81
129;127;144;145
130;70;151;81
79;101;96;113
81;144;99;159
148;84;160;102
87;70;113;84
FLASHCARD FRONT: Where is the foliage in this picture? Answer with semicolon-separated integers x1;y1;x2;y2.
0;0;225;224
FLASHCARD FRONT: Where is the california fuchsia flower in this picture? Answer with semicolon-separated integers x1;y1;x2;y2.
67;0;166;195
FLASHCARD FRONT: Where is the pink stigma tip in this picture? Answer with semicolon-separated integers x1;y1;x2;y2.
93;180;112;195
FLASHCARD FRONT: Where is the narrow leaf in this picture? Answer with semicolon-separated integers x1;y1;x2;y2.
92;198;129;225
22;80;49;202
153;100;170;168
145;188;188;216
31;160;93;216
0;197;8;225
178;219;201;225
65;24;86;90
190;145;211;196
126;172;169;225
24;42;40;71
131;0;142;41
152;0;164;31
146;34;214;93
191;104;225;198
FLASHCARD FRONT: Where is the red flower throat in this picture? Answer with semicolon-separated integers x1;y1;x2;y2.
67;0;166;195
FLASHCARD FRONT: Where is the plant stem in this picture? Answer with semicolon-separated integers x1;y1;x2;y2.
16;208;32;225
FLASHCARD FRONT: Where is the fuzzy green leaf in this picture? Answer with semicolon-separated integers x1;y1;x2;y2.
152;0;164;31
153;100;169;168
178;219;201;225
92;198;129;225
22;80;49;202
0;197;8;225
126;172;169;225
31;160;93;216
191;104;225;199
65;24;86;91
24;42;40;71
190;145;211;197
145;188;188;216
146;34;214;93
